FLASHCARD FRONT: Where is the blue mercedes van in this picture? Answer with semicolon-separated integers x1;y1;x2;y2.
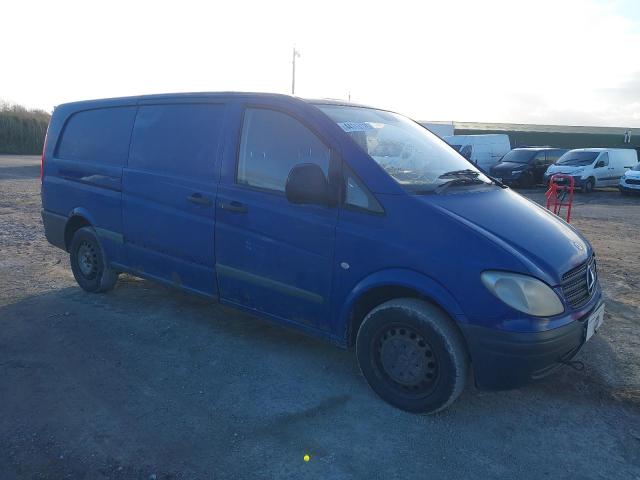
41;93;604;413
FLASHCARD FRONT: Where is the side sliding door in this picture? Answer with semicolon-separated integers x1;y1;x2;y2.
121;102;226;296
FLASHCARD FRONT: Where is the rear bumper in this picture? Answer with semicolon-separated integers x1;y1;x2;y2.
41;209;67;251
461;298;603;390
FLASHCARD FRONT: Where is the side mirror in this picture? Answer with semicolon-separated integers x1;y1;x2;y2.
285;163;329;206
595;160;605;168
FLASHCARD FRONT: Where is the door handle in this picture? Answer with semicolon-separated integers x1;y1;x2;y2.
187;193;213;206
219;200;248;214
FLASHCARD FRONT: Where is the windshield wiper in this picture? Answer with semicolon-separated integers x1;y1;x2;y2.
434;177;486;194
485;174;507;188
438;168;480;179
438;168;507;189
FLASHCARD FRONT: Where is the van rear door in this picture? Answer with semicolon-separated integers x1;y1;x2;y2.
121;102;226;296
215;104;338;331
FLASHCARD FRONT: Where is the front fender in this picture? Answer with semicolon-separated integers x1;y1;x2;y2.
336;268;467;343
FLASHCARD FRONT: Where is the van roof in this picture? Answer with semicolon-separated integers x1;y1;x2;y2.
304;98;374;108
567;148;636;153
512;147;564;151
54;92;372;110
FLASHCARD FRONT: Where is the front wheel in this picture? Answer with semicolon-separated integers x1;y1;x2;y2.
582;178;595;193
356;298;469;414
520;172;534;188
69;226;118;293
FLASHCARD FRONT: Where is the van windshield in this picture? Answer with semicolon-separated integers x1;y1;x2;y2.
316;105;494;193
557;151;600;166
500;149;536;164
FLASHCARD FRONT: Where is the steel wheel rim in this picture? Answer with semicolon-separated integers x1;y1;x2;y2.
77;240;98;279
373;324;439;395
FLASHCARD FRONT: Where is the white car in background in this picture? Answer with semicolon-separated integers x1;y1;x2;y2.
619;162;640;195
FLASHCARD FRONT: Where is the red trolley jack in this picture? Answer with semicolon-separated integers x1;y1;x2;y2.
545;174;575;223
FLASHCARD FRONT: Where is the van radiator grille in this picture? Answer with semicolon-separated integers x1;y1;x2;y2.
561;256;597;309
626;179;640;185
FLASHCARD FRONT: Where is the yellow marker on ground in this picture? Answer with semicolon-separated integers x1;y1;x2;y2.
303;454;310;462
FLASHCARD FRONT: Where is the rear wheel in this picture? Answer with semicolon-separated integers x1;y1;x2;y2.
69;227;118;293
582;178;595;193
356;298;468;414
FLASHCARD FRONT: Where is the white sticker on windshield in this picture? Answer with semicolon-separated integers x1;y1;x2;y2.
338;121;375;133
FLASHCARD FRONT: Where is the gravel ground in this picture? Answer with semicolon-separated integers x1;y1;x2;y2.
1;155;639;479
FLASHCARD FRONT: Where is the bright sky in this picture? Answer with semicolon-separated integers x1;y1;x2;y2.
3;0;640;126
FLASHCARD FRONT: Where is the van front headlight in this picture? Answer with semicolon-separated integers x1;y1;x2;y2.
481;271;564;317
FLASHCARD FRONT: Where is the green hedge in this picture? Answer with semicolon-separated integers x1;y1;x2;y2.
0;103;51;154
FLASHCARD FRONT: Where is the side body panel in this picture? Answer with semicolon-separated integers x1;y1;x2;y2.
121;100;226;296
41;101;137;263
215;99;342;331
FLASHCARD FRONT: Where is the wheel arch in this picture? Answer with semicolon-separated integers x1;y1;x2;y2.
338;269;467;347
64;208;96;251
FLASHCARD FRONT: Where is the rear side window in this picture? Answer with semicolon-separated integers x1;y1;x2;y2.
129;104;225;180
56;107;137;165
237;108;330;192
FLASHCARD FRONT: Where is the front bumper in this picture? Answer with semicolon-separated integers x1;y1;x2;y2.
499;174;523;186
619;182;640;193
492;170;528;185
461;295;603;390
544;174;586;187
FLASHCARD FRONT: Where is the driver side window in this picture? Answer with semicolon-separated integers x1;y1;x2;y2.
460;145;473;160
596;152;609;167
237;108;330;193
533;152;546;165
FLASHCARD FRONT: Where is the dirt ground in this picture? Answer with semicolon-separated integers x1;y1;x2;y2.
1;155;639;479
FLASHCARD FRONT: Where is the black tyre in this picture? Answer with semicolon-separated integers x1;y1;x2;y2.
582;178;595;193
69;226;118;293
520;172;534;188
356;298;468;414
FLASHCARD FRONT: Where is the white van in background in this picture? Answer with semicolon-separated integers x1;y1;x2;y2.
443;134;511;171
544;148;638;193
419;122;454;138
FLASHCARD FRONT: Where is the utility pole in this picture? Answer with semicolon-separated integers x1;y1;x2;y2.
292;47;301;95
